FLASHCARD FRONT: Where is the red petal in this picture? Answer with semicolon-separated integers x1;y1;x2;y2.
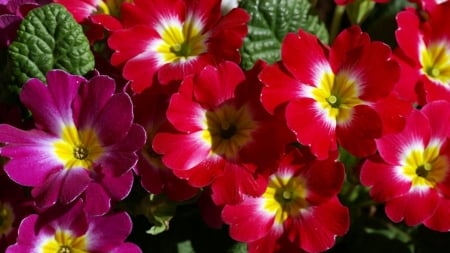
166;93;207;132
385;189;439;226
360;158;412;202
281;31;330;86
296;197;349;252
193;62;245;107
395;9;421;65
259;62;302;114
153;132;211;171
222;197;275;242
286;99;336;160
336;105;382;157
424;198;450;231
376;109;431;165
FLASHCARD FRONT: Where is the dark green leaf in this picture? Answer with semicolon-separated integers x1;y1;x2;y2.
240;0;329;70
8;3;94;85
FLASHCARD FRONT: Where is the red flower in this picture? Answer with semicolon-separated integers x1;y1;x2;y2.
361;101;450;231
108;0;249;93
260;26;401;159
222;147;349;253
132;82;199;201
153;61;293;205
395;2;450;104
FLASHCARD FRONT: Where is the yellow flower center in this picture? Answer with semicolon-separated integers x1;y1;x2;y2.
53;125;103;170
311;71;362;125
154;16;208;64
262;174;308;224
420;41;450;85
202;104;257;159
41;229;88;253
402;144;449;188
95;0;131;17
0;203;14;237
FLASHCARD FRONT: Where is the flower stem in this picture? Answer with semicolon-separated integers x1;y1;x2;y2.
330;5;346;43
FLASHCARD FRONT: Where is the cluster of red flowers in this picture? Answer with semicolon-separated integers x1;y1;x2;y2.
1;0;450;252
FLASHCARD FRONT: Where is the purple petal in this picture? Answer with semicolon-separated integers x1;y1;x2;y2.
36;200;88;236
110;243;142;253
0;14;20;47
0;124;62;186
20;71;83;134
92;93;133;146
59;168;91;204
84;182;111;216
74;75;116;128
32;171;64;208
99;170;134;200
87;212;133;251
101;124;146;176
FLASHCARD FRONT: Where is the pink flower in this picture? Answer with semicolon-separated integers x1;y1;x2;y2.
6;200;141;253
222;147;349;253
361;101;450;231
108;0;250;93
259;26;402;159
0;70;146;215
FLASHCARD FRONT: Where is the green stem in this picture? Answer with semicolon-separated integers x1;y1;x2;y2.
330;5;346;43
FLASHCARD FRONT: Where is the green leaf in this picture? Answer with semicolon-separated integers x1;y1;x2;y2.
228;243;248;253
141;194;177;235
240;0;329;70
8;3;94;85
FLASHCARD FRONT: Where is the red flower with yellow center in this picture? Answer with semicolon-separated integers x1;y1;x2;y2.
361;101;450;231
108;0;249;93
153;61;293;205
395;2;450;103
222;147;349;253
260;26;400;159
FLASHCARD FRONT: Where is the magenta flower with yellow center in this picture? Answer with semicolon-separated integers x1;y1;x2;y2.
0;70;146;215
6;200;141;253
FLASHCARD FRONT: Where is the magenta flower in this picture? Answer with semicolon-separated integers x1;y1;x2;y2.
0;0;49;47
6;200;141;253
0;70;146;215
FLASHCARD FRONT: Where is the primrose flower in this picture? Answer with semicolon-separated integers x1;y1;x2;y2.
222;147;349;253
259;26;401;159
395;1;450;104
0;70;146;215
54;0;128;22
133;83;199;201
6;200;141;253
108;0;250;93
153;61;294;205
361;101;450;231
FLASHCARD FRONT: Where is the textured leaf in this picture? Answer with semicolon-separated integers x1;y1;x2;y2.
8;3;94;85
240;0;329;70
